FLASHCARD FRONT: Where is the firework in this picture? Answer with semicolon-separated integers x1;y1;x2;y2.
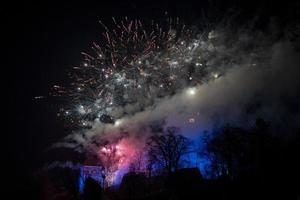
52;17;223;128
98;143;124;185
96;138;145;186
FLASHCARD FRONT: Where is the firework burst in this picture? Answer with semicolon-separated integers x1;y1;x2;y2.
51;17;219;128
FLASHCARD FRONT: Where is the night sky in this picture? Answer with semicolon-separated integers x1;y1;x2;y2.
8;0;299;196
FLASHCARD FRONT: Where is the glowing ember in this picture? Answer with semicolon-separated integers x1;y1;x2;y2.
188;117;195;123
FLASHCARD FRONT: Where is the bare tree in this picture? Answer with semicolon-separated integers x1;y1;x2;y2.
201;125;262;179
201;125;252;179
146;127;192;175
128;151;147;173
200;118;277;181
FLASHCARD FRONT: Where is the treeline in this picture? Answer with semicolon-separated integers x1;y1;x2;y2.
34;118;300;200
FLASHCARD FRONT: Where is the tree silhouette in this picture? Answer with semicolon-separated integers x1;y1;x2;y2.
200;118;276;180
83;177;102;200
201;125;251;179
146;127;192;175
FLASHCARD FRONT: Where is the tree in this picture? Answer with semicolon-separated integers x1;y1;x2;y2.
146;127;192;175
201;119;272;180
83;177;102;200
201;125;251;179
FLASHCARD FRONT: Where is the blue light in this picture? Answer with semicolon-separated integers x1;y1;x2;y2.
78;166;103;192
78;167;85;192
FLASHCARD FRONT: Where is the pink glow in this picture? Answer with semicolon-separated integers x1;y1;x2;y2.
101;147;107;152
95;137;146;185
